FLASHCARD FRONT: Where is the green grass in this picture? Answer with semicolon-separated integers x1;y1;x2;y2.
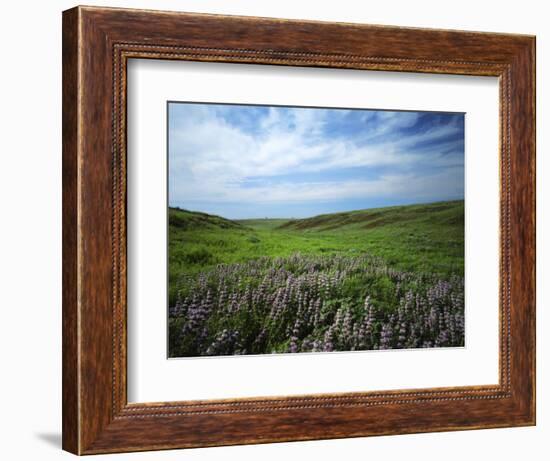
168;201;464;305
234;218;291;230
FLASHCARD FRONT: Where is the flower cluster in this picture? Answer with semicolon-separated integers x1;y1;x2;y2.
168;254;464;357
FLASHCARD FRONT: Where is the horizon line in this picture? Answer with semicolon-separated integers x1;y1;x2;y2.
168;198;464;221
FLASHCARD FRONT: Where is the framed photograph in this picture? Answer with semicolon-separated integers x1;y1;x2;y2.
62;6;535;455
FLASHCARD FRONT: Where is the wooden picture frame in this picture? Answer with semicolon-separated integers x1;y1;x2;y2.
62;5;535;455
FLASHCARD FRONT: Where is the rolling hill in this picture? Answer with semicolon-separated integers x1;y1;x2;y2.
169;207;242;230
168;201;464;305
277;200;463;232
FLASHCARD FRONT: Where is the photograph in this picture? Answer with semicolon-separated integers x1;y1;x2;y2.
167;102;466;358
30;2;537;456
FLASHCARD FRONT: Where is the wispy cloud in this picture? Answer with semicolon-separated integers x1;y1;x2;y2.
168;103;464;219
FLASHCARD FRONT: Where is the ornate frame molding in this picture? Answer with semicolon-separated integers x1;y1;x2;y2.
63;6;535;454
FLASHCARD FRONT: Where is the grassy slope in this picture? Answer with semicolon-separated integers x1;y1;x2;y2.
168;201;464;303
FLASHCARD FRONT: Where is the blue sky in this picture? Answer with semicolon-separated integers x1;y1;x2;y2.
168;102;464;219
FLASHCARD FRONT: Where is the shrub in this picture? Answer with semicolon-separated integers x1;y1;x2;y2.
183;247;213;265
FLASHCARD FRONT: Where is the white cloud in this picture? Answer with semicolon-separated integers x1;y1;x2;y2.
168;105;463;207
171;167;463;205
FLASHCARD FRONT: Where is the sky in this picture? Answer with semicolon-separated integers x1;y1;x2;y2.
168;102;464;219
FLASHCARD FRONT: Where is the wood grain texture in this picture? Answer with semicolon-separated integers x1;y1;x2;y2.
62;5;536;455
62;7;80;454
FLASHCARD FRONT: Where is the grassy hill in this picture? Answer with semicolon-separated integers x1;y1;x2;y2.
234;218;290;231
277;201;463;232
169;207;242;230
168;201;464;305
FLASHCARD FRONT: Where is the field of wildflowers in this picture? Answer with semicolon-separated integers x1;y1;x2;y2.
169;252;464;357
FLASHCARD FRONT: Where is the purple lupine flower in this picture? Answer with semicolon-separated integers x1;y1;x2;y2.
379;322;394;350
170;252;464;357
